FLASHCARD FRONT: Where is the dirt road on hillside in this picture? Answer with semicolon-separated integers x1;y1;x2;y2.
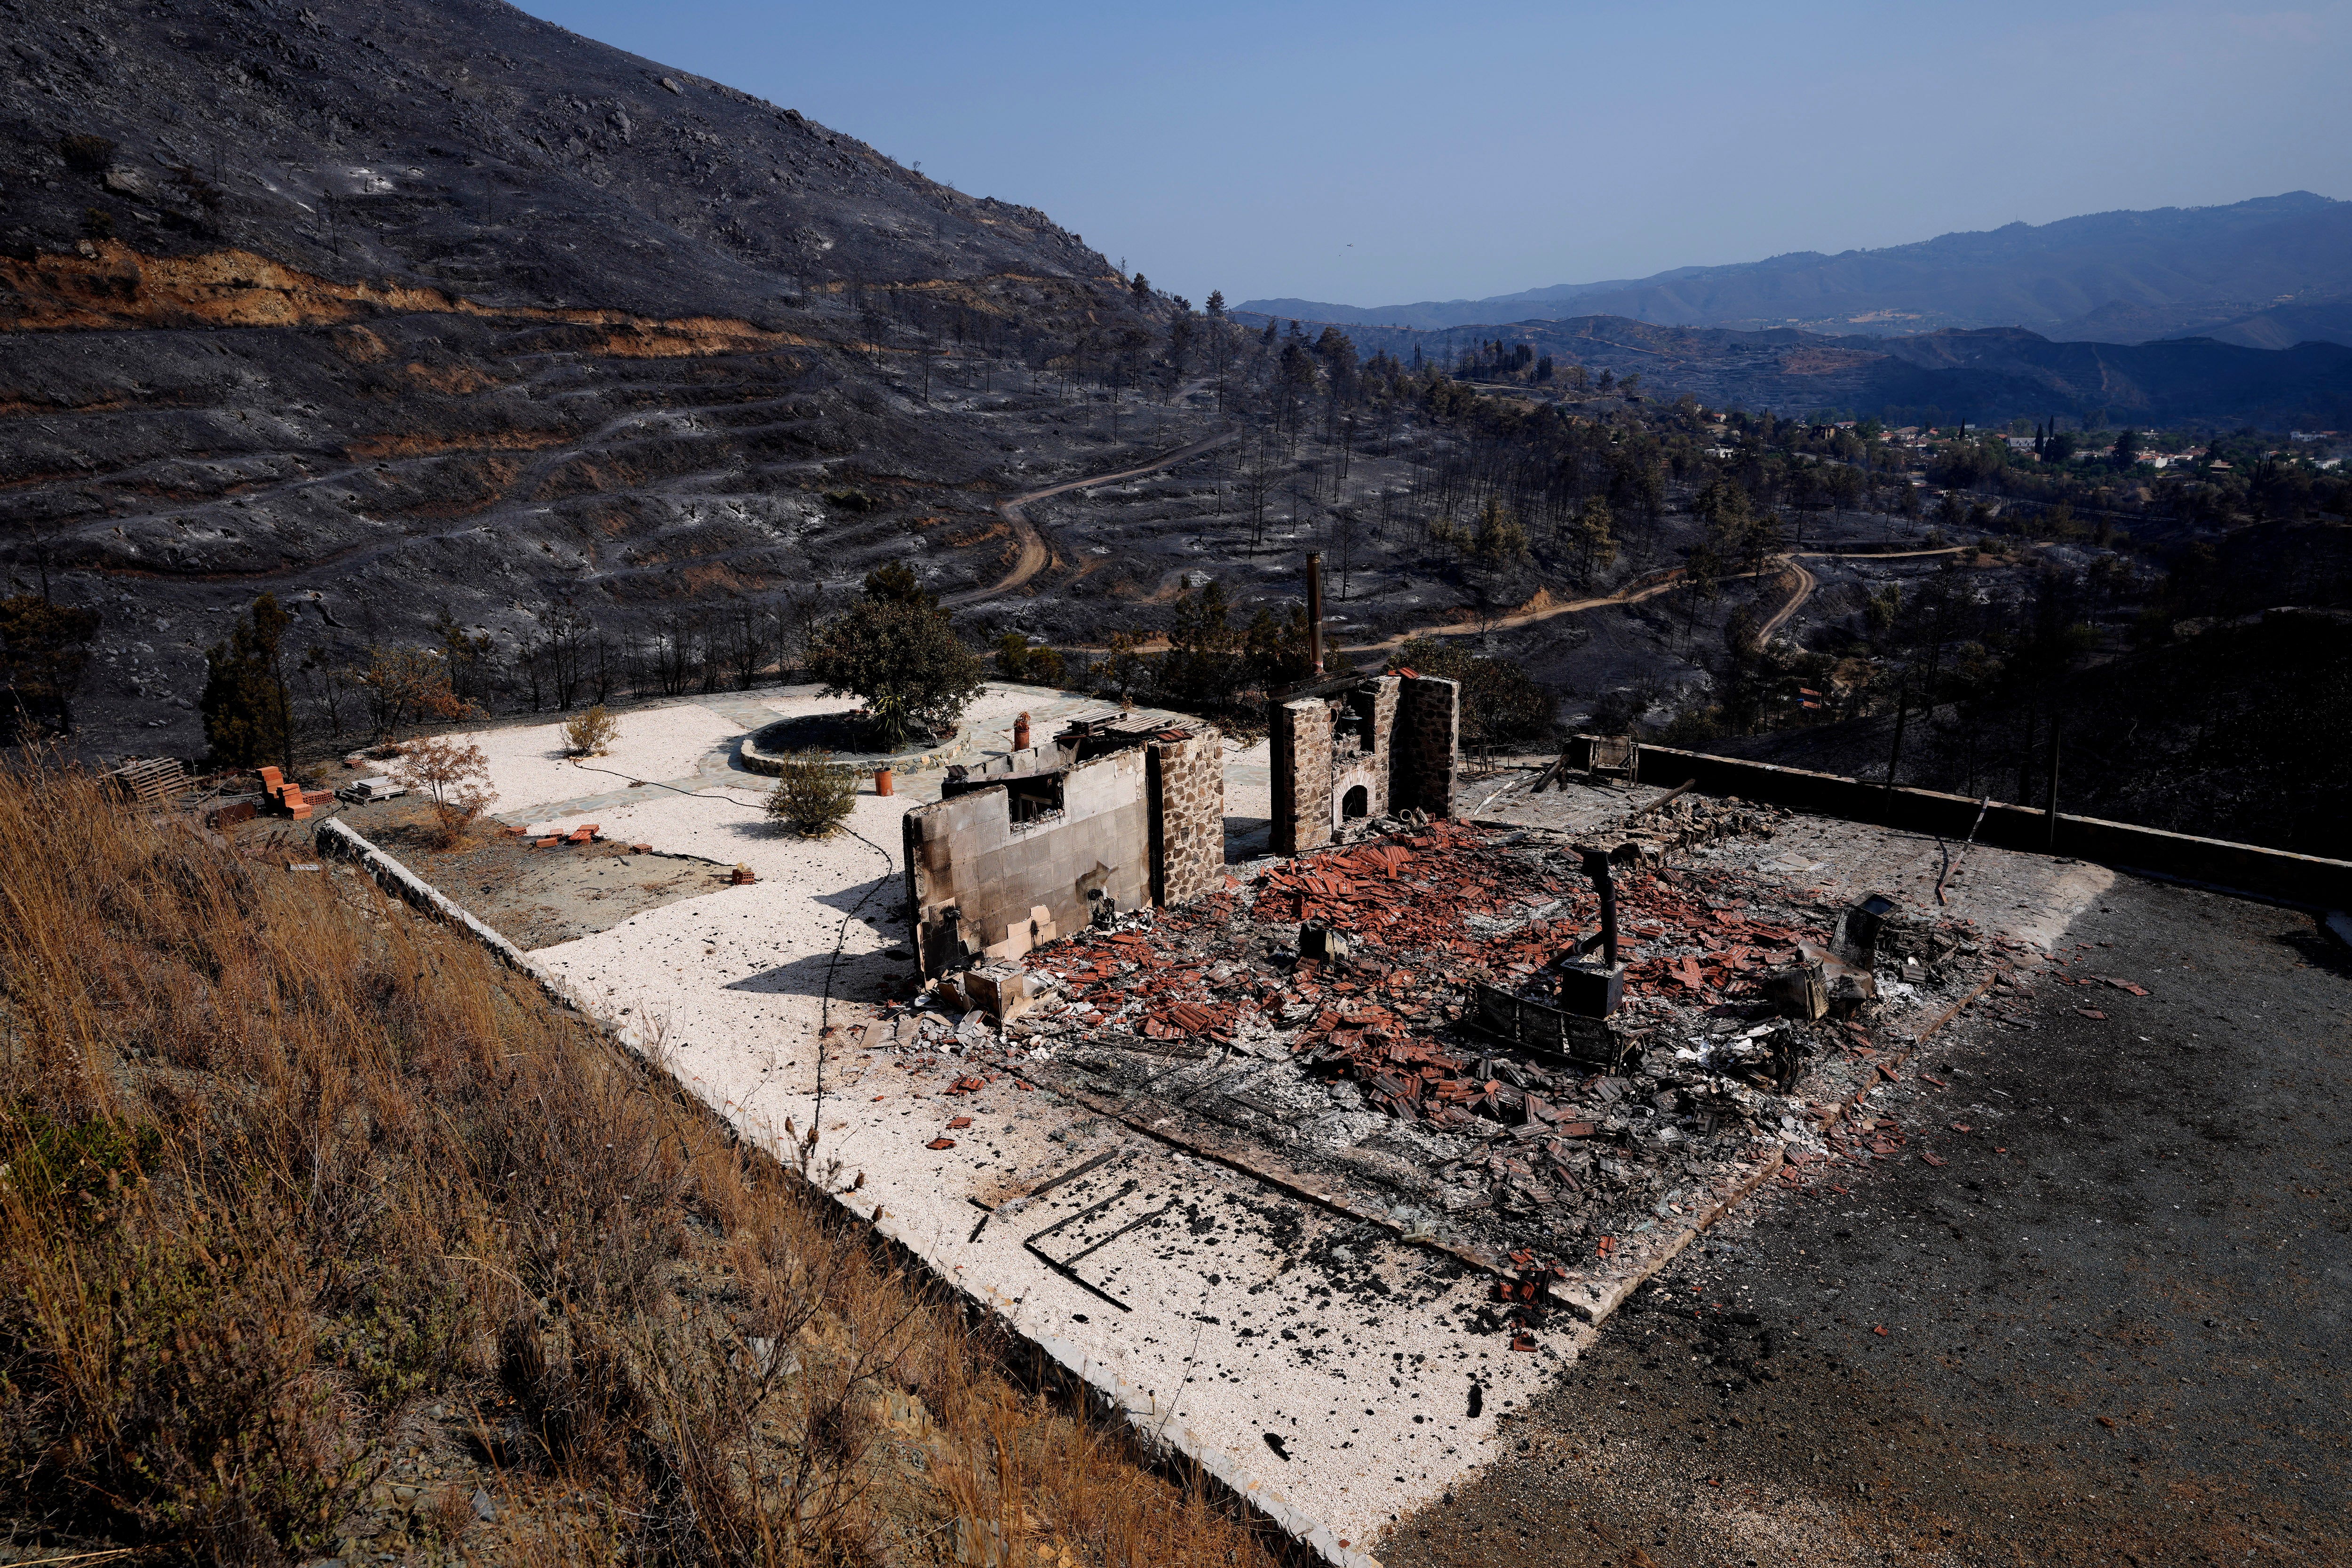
1339;543;1976;657
943;430;1237;610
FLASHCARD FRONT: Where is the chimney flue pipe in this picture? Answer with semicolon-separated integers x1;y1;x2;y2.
1580;848;1620;969
1305;551;1325;675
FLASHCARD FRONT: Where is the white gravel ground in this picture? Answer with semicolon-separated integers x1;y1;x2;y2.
434;698;1874;1557
455;703;752;818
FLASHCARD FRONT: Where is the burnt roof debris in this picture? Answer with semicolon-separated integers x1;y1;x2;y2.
880;806;2022;1277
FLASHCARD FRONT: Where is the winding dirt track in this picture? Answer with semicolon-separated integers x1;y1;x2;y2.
951;448;1981;656
1756;555;1820;642
1338;542;1976;656
942;430;1237;610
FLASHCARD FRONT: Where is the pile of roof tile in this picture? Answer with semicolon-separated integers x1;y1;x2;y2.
912;817;1991;1263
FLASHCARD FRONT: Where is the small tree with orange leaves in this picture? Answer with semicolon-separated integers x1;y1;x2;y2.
393;734;497;846
349;643;480;743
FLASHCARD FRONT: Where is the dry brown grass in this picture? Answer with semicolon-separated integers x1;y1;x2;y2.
0;764;1280;1568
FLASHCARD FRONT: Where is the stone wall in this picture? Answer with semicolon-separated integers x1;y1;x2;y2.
1149;727;1226;907
903;748;1151;978
1395;675;1461;819
1270;697;1335;857
1328;677;1400;830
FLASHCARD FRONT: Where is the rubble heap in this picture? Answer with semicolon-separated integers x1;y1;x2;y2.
892;815;2001;1270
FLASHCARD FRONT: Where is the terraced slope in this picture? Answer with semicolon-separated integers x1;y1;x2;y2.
0;0;1178;754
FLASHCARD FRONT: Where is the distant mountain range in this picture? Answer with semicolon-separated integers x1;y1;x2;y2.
1239;193;2352;347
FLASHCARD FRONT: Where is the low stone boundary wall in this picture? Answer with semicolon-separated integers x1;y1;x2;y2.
738;724;968;778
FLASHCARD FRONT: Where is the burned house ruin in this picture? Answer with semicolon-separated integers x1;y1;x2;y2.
906;556;1467;980
906;666;1461;988
903;715;1227;978
1268;670;1461;854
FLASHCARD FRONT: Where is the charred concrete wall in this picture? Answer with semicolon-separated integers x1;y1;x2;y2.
905;726;1228;978
905;748;1150;978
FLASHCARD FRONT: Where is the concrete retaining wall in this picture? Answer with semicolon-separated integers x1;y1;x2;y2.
1620;742;2352;908
316;817;541;972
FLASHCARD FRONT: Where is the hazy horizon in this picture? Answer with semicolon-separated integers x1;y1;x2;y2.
516;0;2352;310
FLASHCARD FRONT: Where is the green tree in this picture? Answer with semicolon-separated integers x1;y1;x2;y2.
2112;427;2142;469
1383;636;1554;753
1694;477;1751;539
993;630;1068;687
1472;497;1529;566
1024;645;1067;685
1864;583;1902;638
1160;579;1246;710
0;596;101;743
1244;605;1320;691
200;593;295;768
806;566;985;749
861;560;936;608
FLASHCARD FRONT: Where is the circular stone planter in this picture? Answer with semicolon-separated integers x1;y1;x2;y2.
738;710;970;777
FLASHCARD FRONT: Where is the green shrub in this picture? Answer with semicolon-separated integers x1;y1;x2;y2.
1383;635;1555;750
765;748;858;837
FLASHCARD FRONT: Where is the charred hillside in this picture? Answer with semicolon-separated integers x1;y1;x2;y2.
0;0;1178;756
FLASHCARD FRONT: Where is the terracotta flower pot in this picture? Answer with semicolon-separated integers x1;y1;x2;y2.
874;767;894;796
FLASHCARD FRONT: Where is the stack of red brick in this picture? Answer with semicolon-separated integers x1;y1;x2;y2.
256;767;334;821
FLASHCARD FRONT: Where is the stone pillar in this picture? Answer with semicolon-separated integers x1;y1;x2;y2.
1395;675;1461;819
1271;696;1335;856
1365;675;1401;817
1148;727;1227;907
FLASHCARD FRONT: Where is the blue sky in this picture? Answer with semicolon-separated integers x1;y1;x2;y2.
516;1;2352;308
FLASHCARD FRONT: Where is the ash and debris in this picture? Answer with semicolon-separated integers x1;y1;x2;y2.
877;793;2038;1280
